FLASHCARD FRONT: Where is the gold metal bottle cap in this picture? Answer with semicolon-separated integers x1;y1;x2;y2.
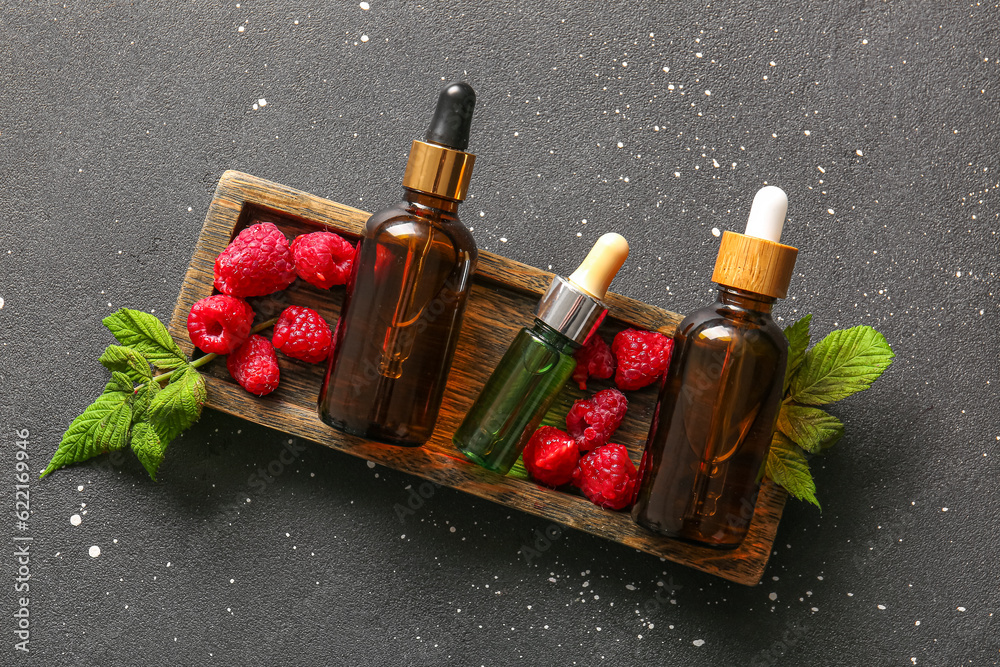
401;140;476;202
711;231;798;299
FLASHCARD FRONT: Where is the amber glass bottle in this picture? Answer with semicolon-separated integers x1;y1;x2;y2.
632;186;799;547
318;83;478;446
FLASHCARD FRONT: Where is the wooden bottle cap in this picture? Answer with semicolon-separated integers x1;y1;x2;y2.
711;231;798;299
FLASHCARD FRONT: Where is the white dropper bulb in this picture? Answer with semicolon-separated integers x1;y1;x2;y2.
744;185;788;243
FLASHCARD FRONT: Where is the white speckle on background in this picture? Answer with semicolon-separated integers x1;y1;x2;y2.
617;141;624;148
360;1;370;8
500;237;508;243
942;507;949;512
878;604;887;610
712;227;721;237
258;98;267;107
70;514;82;526
957;606;967;612
856;149;864;156
238;25;245;32
804;130;811;135
77;485;84;492
768;592;777;601
704;89;711;96
366;461;375;469
0;296;4;309
693;639;705;647
827;208;835;215
361;34;369;42
89;545;101;558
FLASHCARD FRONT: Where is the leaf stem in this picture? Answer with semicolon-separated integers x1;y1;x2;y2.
150;317;278;385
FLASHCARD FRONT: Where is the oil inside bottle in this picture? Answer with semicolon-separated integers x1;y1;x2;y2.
318;192;475;446
632;287;787;547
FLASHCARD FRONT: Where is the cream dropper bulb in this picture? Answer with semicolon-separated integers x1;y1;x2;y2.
567;232;630;299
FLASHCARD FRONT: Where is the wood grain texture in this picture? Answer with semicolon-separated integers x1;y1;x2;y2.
168;170;787;586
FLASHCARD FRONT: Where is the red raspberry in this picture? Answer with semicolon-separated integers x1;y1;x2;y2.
566;388;628;452
522;426;580;487
572;443;638;510
272;306;333;364
186;295;255;355
214;222;296;297
226;335;280;396
571;333;616;391
291;231;356;289
611;329;674;391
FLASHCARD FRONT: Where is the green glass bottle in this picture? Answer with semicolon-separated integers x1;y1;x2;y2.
454;233;630;475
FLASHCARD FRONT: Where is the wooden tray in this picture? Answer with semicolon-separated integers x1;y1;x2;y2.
168;170;787;586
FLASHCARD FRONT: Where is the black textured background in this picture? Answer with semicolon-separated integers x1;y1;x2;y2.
1;2;997;665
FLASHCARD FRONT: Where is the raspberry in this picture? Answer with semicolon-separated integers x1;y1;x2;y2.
522;426;580;487
572;333;616;390
611;329;674;391
214;222;296;297
572;443;638;510
272;306;333;364
566;388;628;452
291;231;356;289
226;335;280;396
186;295;255;355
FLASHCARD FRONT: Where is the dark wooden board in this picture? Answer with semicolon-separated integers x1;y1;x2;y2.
168;170;787;586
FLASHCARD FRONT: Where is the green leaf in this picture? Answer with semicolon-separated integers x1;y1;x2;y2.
94;401;133;452
99;345;153;383
41;385;132;478
783;314;812;393
109;371;135;394
766;432;820;508
131;382;158;423
130;421;165;481
789;325;894;405
147;366;206;446
777;404;844;454
103;309;188;370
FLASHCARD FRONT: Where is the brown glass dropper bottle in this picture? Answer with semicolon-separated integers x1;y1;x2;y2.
632;186;799;548
318;82;478;447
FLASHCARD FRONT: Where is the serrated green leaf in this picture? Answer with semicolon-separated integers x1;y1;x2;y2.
131;382;158;423
41;386;132;478
783;314;812;393
103;308;188;370
789;325;894;405
766;432;820;508
130;421;165;481
99;345;153;383
94;401;133;452
777;404;844;454
109;371;134;394
147;366;206;446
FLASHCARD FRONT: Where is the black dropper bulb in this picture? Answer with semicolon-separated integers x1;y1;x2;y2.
424;82;476;152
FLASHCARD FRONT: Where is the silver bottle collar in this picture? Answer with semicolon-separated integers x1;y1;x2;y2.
534;276;606;345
